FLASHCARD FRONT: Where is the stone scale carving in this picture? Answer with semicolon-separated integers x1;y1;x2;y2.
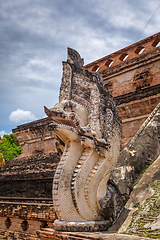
45;48;122;231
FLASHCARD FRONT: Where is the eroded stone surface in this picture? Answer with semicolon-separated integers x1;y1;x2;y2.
0;151;60;198
156;197;160;207
107;104;160;235
110;102;160;205
117;155;160;238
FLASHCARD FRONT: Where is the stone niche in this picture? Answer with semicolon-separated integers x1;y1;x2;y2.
133;69;153;91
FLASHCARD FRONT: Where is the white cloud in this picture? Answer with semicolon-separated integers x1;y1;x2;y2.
0;131;12;138
0;131;7;138
9;109;36;123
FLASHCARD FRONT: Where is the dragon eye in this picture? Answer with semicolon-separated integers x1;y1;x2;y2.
91;126;96;131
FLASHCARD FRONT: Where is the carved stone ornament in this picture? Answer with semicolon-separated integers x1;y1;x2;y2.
45;48;122;231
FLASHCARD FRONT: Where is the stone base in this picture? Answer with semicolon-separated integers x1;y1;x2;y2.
53;219;110;232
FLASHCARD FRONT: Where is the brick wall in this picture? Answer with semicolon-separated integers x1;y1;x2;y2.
0;200;56;237
0;230;152;239
85;32;160;147
37;229;152;240
12;117;58;158
0;151;60;198
85;32;160;75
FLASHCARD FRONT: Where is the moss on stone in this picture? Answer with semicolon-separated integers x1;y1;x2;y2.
126;181;160;238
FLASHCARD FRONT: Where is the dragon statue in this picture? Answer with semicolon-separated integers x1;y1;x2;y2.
45;48;122;231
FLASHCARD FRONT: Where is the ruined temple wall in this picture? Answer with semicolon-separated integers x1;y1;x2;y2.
0;202;55;235
12;117;58;158
103;57;160;97
112;57;160;145
0;151;60;198
119;92;160;145
85;32;160;146
111;57;160;145
85;32;160;75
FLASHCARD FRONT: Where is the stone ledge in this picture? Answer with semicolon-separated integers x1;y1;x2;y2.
0;152;60;181
37;229;152;240
12;117;50;133
115;84;160;105
0;202;56;221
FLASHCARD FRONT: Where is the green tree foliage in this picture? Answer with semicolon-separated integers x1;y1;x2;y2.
0;134;21;163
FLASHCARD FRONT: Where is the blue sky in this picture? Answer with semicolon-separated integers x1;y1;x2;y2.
0;0;160;137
